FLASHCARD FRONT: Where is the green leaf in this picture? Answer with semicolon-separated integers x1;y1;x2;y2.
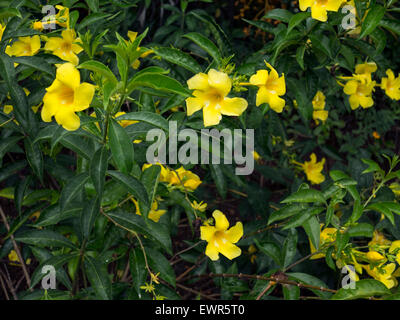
254;239;282;266
107;171;150;215
24;137;43;184
296;45;306;70
282;229;298;268
13;56;55;77
60;134;94;160
332;279;391;300
129;248;147;297
359;4;386;39
302;216;320;251
106;210;172;254
379;18;400;36
115;111;169;132
90;146;109;197
84;256;112;300
361;158;382;174
81;197;100;240
282;207;325;230
14;176;32;216
127;73;190;97
282;284;300;300
0;8;21;20
60;173;90;213
209;164;227;199
183;32;222;64
282;189;326;204
287;272;331;298
153;47;202;74
263;9;293;23
141;165;160;206
348;223;374;238
268;204;307;225
108;119;134;174
78;60;118;85
366;203;395;225
146;247;176;287
287;12;310;35
77;12;111;31
15;230;76;249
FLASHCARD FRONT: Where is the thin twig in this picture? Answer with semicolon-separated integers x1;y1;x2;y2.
0;205;31;290
0;271;10;300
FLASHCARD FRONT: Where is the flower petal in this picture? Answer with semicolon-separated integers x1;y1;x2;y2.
187;72;209;91
73;82;95;111
213;210;229;231
218;241;242;260
207;69;231;97
186;96;203;116
54;109;80;131
56;63;80;89
220;97;248;116
201;225;216;242
250;70;268;86
225;222;243;244
203;104;222;127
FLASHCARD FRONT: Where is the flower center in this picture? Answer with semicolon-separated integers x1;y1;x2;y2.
58;86;74;105
61;41;72;55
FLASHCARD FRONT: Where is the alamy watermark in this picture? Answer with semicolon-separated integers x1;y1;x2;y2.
145;121;255;175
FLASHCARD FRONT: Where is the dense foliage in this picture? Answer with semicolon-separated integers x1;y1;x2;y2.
0;0;400;300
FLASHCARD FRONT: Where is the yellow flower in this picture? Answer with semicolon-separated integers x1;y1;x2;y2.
355;62;377;76
389;240;400;265
389;183;400;197
381;69;400;101
368;230;391;247
114;111;138;128
155;295;167;300
169;167;202;191
312;91;328;124
186;69;248;127
55;5;70;29
363;263;398;289
341;74;376;110
299;0;345;22
366;251;385;262
126;31;154;69
253;151;262;163
200;210;243;261
372;131;380;139
140;282;155;293
32;21;44;31
191;200;207;212
5;35;41;57
41;63;95;131
132;198;167;223
0;23;6;41
150;272;160;284
294;153;326;185
142;163;172;182
8;250;31;266
249;62;286;112
44;29;83;65
310;225;337;259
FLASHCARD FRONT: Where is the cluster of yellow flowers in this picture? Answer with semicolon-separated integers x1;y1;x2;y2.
311;228;400;289
339;62;400;110
185;61;286;127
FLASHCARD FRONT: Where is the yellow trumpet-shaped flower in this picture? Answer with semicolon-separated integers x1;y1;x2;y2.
389;240;400;265
41;63;95;131
200;210;243;261
294;153;326;184
132;198;167;223
310;225;337;259
312;91;328;124
142;163;172;182
55;5;70;29
44;29;83;65
299;0;345;22
363;263;398;289
340;74;376;110
366;251;385;262
381;69;400;101
186;69;248;127
355;62;377;76
169;167;202;191
5;35;41;57
368;230;391;247
249;62;286;112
